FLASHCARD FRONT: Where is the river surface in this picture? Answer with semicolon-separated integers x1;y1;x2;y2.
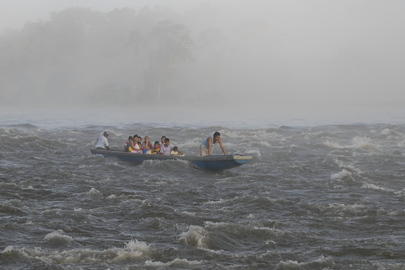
1;122;405;269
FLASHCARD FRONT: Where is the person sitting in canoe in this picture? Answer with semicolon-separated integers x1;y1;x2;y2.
200;131;227;156
131;135;142;153
125;136;134;152
160;137;172;155
160;136;167;145
171;146;184;156
142;136;153;154
95;131;110;150
152;141;161;154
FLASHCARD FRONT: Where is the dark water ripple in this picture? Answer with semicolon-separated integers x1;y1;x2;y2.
1;123;405;269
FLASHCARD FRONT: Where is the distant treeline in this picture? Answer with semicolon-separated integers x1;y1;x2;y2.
0;7;224;107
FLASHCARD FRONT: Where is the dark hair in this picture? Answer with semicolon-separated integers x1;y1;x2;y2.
173;146;178;151
161;136;166;139
103;131;109;137
164;138;170;142
213;131;221;137
128;136;133;140
154;141;160;145
133;134;138;138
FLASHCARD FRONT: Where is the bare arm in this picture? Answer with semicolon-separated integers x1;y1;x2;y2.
218;138;227;155
207;137;213;155
105;137;110;150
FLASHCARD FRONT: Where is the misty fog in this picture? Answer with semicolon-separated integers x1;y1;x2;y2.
1;0;405;123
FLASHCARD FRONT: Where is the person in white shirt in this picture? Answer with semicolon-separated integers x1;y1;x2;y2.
95;131;110;150
160;137;172;155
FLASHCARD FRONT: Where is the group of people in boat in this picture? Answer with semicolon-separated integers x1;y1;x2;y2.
95;131;227;156
125;135;184;156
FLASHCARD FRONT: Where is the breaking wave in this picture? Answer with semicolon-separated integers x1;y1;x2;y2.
0;240;151;265
44;230;74;247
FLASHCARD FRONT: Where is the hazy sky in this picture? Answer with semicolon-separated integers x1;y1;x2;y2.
1;0;405;124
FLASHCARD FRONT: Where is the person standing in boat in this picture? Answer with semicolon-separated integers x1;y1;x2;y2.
95;131;110;150
200;131;227;156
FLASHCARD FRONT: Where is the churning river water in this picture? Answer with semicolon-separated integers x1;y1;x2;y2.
1;122;405;269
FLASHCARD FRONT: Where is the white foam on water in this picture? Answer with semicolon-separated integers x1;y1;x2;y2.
323;140;346;149
44;230;73;246
204;221;229;228
0;182;18;188
324;203;371;216
324;136;377;150
0;239;151;264
388;210;405;216
264;240;277;245
0;246;35;260
245;149;262;157
204;221;286;238
119;198;148;209
179;225;208;249
258;141;272;147
106;194;117;200
361;183;394;193
204;199;228;205
334;159;363;174
125;239;150;252
112;240;151;262
330;169;353;181
381;128;392;136
181;211;196;216
394;188;405;198
87;187;103;199
276;255;334;269
352;136;376;149
253;226;279;232
145;258;202;267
